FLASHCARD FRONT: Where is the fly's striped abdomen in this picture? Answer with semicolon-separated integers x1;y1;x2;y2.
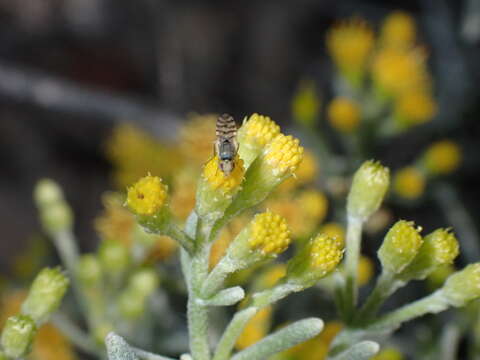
216;113;237;140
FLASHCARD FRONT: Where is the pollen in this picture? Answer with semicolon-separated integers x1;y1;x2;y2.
309;234;344;274
202;155;245;194
326;18;374;74
327;97;361;133
393;166;426;200
238;113;280;148
424;140;461;175
248;212;291;255
127;175;168;216
263;134;304;177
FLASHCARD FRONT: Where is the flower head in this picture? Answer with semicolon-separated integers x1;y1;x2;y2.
263;134;304;177
237;114;281;168
327;97;361;133
394;90;437;128
401;228;459;280
249;212;291;255
380;11;416;48
347;160;390;221
393;166;426;200
292;80;320;127
287;233;344;287
127;175;168;216
321;222;346;247
327;18;374;86
202;155;245;195
442;263;480;307
378;220;423;274
423;140;461;175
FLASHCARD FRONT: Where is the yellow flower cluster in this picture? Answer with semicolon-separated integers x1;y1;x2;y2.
239;113;280;148
326;18;374;86
277;150;319;192
321;222;345;247
309;234;344;273
263;134;304;177
202;155;245;195
249;212;291;255
126;175;167;216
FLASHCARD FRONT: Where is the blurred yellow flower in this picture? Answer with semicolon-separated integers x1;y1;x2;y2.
372;47;430;98
236;306;272;350
327;18;375;87
105;123;180;188
179;114;217;165
170;167;198;221
358;255;375;286
292;80;320;127
255;264;287;289
321;222;345;247
144;235;178;263
394;90;437;127
423;140;461;175
380;11;416;49
327;97;361;133
393;166;426;199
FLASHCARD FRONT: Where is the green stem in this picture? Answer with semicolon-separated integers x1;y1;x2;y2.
354;271;404;324
342;215;364;321
50;313;99;356
187;219;213;360
165;223;195;255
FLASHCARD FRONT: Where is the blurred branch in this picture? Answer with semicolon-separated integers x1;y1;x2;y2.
0;60;180;139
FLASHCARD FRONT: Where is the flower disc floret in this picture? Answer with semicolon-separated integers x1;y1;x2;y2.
127;175;167;216
249;212;291;255
309;234;344;273
240;113;280;148
202;155;245;195
263;134;304;177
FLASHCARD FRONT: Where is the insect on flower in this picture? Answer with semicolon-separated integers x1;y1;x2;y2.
215;113;239;176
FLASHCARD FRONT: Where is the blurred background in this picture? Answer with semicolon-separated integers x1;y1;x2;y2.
0;0;479;288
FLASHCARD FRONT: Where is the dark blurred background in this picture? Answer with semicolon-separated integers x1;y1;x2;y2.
0;0;479;273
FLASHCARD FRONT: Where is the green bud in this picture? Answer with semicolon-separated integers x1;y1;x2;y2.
400;228;459;281
442;263;480;307
0;315;36;358
129;269;159;296
77;254;103;287
98;240;130;276
347;160;390;221
117;290;146;319
93;322;114;345
34;179;64;207
34;179;73;233
22;267;69;324
378;220;423;274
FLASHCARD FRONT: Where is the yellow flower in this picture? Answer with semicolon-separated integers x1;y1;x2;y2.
105;123;180;188
358;255;375;286
292;80;320;127
371;346;404;360
394;90;437;127
170;167;198;220
263;134;304;177
372;47;430;97
144;235;178;263
237;114;281;167
378;220;423;274
127;175;168;216
309;234;344;272
393;166;426;199
249;212;291;255
277;149;318;192
326;18;374;86
380;11;416;49
202;155;245;195
179;114;217;165
236;306;272;350
327;97;361;133
423;140;461;175
321;222;345;247
256;264;287;289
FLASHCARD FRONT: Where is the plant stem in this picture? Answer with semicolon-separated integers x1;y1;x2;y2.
187;219;213;360
165;223;195;255
342;215;364;321
354;271;404;324
51;313;99;356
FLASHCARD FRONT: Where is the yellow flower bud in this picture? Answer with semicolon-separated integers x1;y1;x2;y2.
327;97;361;133
249;212;291;255
358;255;375;286
393;166;426;200
292;80;320;128
127;175;167;216
321;222;346;247
380;11;416;48
347;160;390;221
278;149;318;192
394;90;437;127
326;18;374;87
442;263;480;307
400;228;459;281
424;140;461;175
378;220;423;274
237;113;281;168
287;234;344;287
